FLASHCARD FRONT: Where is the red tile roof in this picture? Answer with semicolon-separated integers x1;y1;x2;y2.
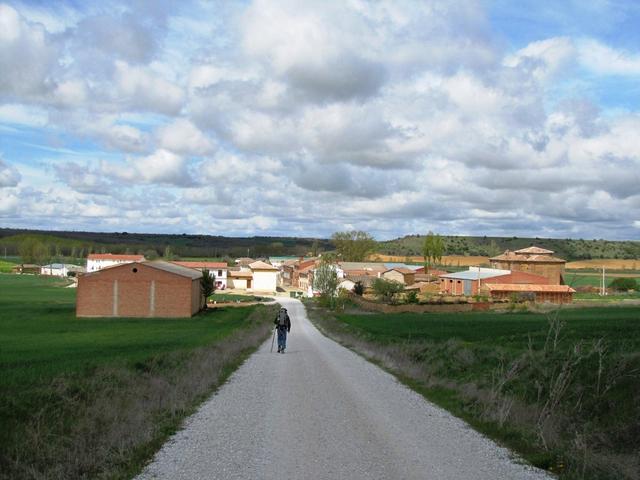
486;284;575;293
87;253;145;261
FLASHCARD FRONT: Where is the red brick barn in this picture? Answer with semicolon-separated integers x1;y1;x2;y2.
76;261;203;318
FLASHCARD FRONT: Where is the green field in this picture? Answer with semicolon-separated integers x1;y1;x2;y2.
309;304;640;479
0;258;17;273
0;273;273;479
210;292;266;303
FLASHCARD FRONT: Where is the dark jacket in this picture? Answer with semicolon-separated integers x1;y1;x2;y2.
274;311;291;332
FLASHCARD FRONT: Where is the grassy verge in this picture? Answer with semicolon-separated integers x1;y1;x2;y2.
0;274;277;479
209;292;267;303
306;301;640;479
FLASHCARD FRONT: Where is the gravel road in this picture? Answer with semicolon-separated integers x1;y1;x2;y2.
136;297;553;480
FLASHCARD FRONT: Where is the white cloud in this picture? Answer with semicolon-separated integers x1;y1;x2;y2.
157;119;215;155
0;157;21;187
0;4;59;97
113;61;185;115
578;39;640;76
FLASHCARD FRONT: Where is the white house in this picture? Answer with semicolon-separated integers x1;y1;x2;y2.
249;261;278;292
40;263;84;277
172;261;228;289
227;270;253;290
86;253;145;272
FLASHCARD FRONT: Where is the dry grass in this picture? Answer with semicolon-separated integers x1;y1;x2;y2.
566;259;640;270
1;305;277;480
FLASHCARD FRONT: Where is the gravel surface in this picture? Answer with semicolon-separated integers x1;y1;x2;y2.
136;298;553;480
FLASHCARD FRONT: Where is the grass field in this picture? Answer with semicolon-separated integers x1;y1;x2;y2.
210;292;266;303
0;273;275;479
0;258;17;273
308;303;640;479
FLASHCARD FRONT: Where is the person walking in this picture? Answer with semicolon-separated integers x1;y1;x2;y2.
274;307;291;354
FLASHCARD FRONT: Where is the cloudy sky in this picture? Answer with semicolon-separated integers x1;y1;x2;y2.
1;0;639;240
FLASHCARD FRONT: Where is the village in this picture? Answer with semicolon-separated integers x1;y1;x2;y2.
8;244;579;318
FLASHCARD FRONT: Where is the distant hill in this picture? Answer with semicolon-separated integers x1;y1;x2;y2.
0;228;331;260
0;228;638;262
379;235;640;261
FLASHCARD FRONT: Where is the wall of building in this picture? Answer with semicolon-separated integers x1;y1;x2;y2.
488;290;573;304
77;264;197;318
252;270;277;292
490;260;564;284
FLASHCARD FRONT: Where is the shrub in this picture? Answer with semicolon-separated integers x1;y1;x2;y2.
405;290;418;304
372;278;404;304
609;277;638;291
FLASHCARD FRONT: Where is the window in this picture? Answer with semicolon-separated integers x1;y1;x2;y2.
218;270;222;276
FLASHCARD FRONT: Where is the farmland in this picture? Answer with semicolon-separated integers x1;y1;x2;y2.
0;274;275;480
307;303;640;479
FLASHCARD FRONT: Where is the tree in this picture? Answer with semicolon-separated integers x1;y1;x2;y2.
422;232;444;275
331;231;377;261
200;268;216;309
372;278;404;304
310;239;320;257
353;281;364;296
18;237;49;265
163;245;174;260
313;258;339;308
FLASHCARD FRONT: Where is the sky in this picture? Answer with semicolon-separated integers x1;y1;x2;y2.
0;0;639;241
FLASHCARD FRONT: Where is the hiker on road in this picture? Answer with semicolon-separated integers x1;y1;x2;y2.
274;307;291;353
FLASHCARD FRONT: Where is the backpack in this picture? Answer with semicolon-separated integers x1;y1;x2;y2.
277;310;288;326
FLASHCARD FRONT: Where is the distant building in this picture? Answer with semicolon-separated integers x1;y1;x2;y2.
439;268;510;295
249;261;278;292
172;261;228;289
40;263;84;277
382;268;416;285
227;269;253;290
86;253;145;272
490;246;566;284
76;261;203;318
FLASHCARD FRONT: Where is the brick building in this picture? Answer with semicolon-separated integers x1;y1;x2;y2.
76;261;203;318
490;246;566;284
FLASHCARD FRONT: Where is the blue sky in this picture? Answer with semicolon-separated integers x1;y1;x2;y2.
1;0;639;240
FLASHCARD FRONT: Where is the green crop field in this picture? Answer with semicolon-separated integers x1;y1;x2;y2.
0;273;274;479
0;274;256;386
336;308;640;350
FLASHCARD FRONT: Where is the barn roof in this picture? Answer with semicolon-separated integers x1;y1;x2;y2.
143;261;203;279
439;268;510;280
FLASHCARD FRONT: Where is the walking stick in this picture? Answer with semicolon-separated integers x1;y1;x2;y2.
270;327;276;353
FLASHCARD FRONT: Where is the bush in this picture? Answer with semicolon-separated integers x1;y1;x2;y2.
609;277;638;291
405;290;418;304
353;281;364;296
372;278;405;304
